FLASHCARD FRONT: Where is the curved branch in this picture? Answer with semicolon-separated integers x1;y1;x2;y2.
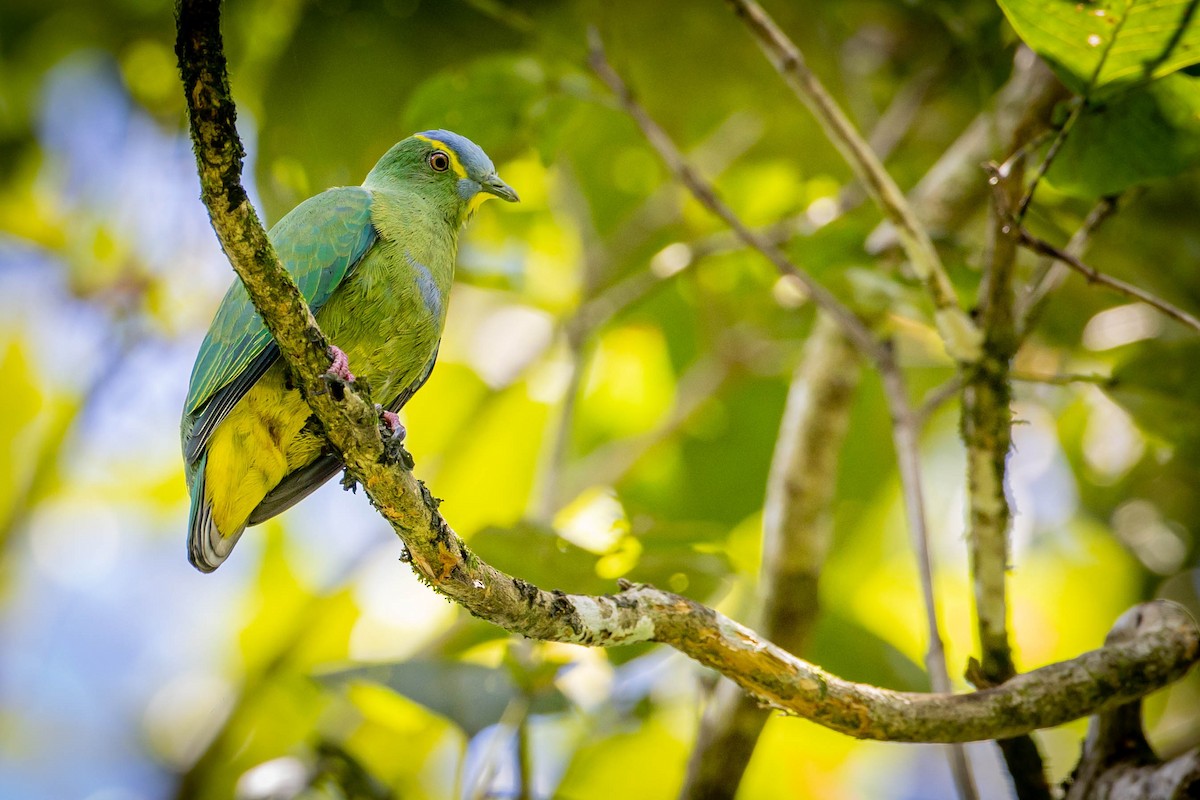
177;0;1200;749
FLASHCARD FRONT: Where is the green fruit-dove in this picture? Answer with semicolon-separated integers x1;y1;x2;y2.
180;130;518;572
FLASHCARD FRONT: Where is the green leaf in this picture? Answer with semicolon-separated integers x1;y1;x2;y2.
997;0;1200;98
1046;72;1200;196
1105;338;1200;450
319;660;569;736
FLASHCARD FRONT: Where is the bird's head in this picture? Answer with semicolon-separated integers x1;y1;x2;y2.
364;130;519;226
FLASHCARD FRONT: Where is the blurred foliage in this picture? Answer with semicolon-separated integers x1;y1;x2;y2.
1;0;1199;799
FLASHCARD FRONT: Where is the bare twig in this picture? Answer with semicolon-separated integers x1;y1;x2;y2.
1012;372;1111;388
722;0;982;362
1017;196;1121;336
998;209;1200;335
916;376;963;426
1017;230;1200;333
588;30;974;796
586;28;885;365
1015;10;1127;224
1014;97;1087;224
879;350;979;798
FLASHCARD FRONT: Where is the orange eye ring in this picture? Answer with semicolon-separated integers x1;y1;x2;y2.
428;151;450;172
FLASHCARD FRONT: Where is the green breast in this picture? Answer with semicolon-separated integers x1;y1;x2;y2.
317;189;457;403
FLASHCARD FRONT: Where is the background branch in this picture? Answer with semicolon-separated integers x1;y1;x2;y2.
680;313;861;799
964;121;1045;800
586;28;886;366
586;28;989;797
1064;604;1200;800
868;47;1069;253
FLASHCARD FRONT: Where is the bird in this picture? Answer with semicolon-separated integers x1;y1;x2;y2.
180;130;518;572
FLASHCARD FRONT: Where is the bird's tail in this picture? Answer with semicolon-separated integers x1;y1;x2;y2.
187;452;247;573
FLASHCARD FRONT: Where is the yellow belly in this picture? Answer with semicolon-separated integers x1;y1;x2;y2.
203;363;324;535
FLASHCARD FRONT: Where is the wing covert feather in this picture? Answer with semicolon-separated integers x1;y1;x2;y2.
182;186;377;462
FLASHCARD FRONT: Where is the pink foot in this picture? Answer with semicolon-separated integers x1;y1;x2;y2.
381;410;406;440
327;345;355;383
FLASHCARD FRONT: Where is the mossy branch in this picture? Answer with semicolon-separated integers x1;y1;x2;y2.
177;0;1200;749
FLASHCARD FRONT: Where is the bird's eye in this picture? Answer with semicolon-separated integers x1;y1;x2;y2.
428;151;450;172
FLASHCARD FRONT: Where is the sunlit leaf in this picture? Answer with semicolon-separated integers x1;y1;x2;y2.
997;0;1200;98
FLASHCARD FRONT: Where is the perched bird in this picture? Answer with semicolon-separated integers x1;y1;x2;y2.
181;130;518;572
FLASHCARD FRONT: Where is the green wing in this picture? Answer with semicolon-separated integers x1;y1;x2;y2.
181;186;377;467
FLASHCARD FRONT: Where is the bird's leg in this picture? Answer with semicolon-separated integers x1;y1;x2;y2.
326;345;355;383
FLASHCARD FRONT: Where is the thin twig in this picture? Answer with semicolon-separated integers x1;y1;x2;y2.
1015;10;1127;224
1017;196;1121;336
1012;224;1200;335
588;30;976;797
722;0;982;362
982;164;1200;334
916;376;963;426
586;28;886;365
879;349;979;799
1012;371;1111;387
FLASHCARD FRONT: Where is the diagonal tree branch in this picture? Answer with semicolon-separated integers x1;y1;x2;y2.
1016;196;1120;337
584;29;886;366
177;0;1200;754
723;0;982;362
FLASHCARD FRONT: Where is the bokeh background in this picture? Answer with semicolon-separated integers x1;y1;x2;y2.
2;0;1200;798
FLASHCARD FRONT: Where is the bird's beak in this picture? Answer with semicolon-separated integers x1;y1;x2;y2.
481;174;520;203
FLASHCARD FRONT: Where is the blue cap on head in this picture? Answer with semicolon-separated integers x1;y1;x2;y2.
417;129;496;181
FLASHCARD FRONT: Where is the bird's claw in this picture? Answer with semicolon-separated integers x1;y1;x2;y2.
376;405;414;469
379;409;406;441
326;345;355;384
